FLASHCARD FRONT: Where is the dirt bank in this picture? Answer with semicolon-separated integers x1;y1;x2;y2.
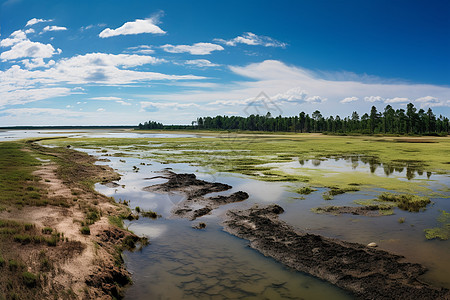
223;204;450;300
144;170;249;220
313;205;393;216
0;141;144;299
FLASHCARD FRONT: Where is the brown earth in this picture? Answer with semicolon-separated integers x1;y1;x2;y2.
223;204;450;300
313;205;393;216
0;142;144;299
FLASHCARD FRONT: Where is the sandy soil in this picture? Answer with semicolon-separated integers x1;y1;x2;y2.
0;150;139;299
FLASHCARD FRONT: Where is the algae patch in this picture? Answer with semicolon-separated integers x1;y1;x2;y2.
378;192;430;212
424;210;450;240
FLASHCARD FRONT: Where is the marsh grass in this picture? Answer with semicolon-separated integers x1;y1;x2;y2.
378;192;430;212
41;134;450;196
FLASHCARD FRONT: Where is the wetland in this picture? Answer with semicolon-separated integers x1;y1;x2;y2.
1;129;449;299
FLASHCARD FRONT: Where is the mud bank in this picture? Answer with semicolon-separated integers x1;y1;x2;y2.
313;205;393;216
144;170;249;220
223;204;450;300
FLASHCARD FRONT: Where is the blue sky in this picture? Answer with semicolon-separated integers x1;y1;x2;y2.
1;0;449;126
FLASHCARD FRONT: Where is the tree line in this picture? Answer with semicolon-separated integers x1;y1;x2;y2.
139;103;449;135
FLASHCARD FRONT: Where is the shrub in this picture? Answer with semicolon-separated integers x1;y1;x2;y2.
22;271;38;288
80;226;90;235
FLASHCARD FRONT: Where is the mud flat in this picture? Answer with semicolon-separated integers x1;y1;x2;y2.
144;170;249;220
223;204;450;300
312;205;393;216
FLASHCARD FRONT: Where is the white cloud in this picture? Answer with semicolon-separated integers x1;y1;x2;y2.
42;25;67;32
340;96;359;103
215;32;287;48
385;97;409;104
162;43;224;55
24;28;35;34
272;87;307;102
364;96;384;103
126;45;155;54
305;95;327;103
116;100;131;106
0;30;27;47
26;18;53;27
21;58;55;69
90;96;122;101
97;108;105;112
184;59;220;67
0;52;205;108
99;18;165;38
0;87;71;108
415;96;450;108
0;40;61;61
147;60;450;118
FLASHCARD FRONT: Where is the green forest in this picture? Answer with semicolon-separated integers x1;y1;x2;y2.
139;103;450;135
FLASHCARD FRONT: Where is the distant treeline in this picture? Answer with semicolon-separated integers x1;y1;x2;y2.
139;103;450;135
137;121;192;130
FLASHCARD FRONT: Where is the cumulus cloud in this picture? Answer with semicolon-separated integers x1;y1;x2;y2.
42;25;67;32
161;43;224;55
271;87;307;102
415;96;449;108
0;40;62;61
305;95;327;103
21;58;55;69
0;30;27;47
0;52;205;108
26;18;53;27
150;60;450;118
96;108;105;112
364;96;384;103
385;97;409;103
340;96;358;103
214;32;287;48
99;18;165;38
183;59;220;67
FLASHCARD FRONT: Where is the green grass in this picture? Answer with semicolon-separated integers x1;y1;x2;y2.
108;216;124;229
0;142;46;208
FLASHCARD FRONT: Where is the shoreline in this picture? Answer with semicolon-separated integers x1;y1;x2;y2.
0;141;145;299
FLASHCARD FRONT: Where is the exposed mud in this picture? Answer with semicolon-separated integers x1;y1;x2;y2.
144;170;249;220
223;204;450;300
313;205;393;216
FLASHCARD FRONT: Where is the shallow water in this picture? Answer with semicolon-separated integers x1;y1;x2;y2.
9;130;449;298
89;148;450;298
0;129;203;141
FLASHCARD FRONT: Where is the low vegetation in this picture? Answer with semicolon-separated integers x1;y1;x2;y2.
377;192;431;212
424;210;450;240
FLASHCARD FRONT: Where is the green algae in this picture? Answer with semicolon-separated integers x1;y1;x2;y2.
424;210;450;240
39;133;449;196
